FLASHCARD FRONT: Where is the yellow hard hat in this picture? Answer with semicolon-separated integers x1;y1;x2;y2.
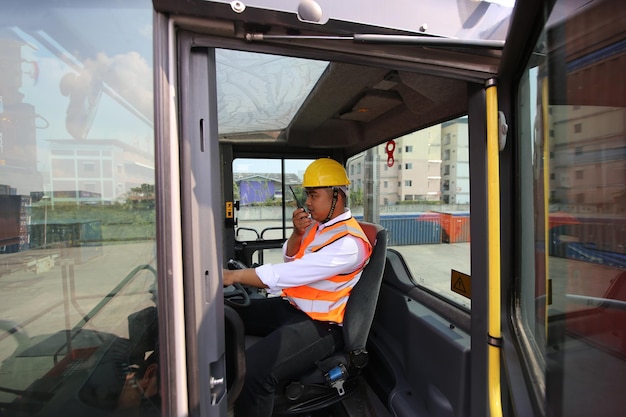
302;158;351;188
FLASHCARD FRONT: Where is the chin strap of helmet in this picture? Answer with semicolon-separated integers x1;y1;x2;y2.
322;187;339;223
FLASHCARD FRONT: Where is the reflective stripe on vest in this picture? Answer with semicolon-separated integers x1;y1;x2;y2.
283;217;372;323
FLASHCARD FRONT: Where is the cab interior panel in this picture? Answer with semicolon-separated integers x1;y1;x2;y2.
366;251;472;417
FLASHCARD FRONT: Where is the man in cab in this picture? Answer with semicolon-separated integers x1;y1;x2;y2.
223;158;372;417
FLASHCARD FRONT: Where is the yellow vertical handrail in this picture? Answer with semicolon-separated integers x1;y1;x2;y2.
485;78;503;417
542;79;550;339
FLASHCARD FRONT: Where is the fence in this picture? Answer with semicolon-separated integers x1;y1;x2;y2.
356;212;471;245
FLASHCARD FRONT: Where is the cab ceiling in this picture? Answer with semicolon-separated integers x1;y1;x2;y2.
285;61;467;156
160;1;492;157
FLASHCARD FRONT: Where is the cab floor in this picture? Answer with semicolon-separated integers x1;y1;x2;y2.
289;381;391;417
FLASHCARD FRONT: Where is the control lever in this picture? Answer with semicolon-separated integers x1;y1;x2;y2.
227;259;247;270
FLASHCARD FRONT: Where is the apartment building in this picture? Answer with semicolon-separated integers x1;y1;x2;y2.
441;118;470;204
347;117;469;206
550;106;626;213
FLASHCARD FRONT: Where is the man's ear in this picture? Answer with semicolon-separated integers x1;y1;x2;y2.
335;188;347;205
140;363;159;397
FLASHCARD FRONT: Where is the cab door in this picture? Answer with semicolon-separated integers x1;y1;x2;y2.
153;19;229;415
499;0;626;416
178;34;228;416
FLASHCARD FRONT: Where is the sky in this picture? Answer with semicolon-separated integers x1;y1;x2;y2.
9;6;154;175
234;158;315;176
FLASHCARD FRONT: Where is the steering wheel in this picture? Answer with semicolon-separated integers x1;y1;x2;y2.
224;283;251;308
224;260;251;308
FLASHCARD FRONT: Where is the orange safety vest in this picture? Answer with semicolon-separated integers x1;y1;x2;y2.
282;217;372;324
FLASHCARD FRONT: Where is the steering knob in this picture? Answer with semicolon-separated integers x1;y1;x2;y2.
227;259;247;270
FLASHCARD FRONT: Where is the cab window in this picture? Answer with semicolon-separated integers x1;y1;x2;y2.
0;2;159;416
231;117;471;309
516;0;626;414
233;158;314;265
348;117;471;309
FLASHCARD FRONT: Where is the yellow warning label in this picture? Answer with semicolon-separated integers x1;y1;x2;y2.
451;270;471;299
225;201;234;219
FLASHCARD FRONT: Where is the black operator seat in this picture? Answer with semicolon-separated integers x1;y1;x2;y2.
272;221;388;415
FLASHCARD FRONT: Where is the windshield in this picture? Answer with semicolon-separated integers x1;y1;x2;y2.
217;50;328;136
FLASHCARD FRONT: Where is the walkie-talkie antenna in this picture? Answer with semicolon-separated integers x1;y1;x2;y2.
289;185;303;208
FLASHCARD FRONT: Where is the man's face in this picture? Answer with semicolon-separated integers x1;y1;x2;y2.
305;187;333;222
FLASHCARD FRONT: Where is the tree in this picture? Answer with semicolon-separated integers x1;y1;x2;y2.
350;188;363;207
128;184;155;209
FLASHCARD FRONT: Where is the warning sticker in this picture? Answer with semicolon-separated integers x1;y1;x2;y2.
451;270;471;299
225;201;234;219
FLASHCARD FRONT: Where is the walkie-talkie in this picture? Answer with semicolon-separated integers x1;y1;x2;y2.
289;185;304;208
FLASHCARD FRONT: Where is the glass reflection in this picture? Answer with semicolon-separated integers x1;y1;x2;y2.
518;0;626;415
216;49;328;137
0;2;158;416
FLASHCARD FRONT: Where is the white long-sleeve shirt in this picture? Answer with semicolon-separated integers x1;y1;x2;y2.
255;209;368;294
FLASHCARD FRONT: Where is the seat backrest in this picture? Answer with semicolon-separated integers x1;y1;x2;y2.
342;221;387;355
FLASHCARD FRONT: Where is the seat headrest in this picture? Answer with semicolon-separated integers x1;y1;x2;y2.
357;221;379;247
